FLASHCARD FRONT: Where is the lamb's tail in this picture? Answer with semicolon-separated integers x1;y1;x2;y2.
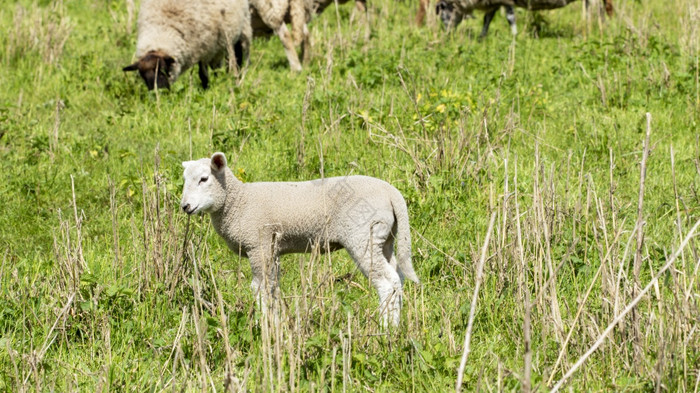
391;187;420;284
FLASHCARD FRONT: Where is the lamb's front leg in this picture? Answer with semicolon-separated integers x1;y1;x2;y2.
249;249;281;315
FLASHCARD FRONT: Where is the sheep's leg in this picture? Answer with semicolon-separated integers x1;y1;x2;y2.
234;41;244;69
348;0;370;42
275;24;302;72
346;222;403;328
300;24;311;65
198;61;209;89
604;0;614;16
237;22;252;70
357;0;370;42
479;7;498;39
504;6;517;36
414;0;428;25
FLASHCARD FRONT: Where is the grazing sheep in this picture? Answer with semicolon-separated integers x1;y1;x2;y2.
313;0;367;17
180;152;419;327
123;0;252;90
249;0;368;72
427;0;613;37
248;0;312;72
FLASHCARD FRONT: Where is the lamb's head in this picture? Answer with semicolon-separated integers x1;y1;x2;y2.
436;0;463;29
180;152;230;215
123;50;176;90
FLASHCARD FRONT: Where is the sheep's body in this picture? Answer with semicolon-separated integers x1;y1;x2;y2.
432;0;613;37
248;0;367;71
124;0;251;90
180;153;419;327
248;0;313;71
313;0;366;16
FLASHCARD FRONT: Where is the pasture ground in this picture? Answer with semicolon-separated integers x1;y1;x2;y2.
0;0;699;391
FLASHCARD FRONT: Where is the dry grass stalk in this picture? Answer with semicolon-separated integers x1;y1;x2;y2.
108;177;122;275
550;218;700;393
632;112;652;365
70;175;86;270
513;157;532;393
159;307;188;389
6;3;72;65
456;212;497;393
546;220;626;386
532;142;564;345
22;292;76;387
190;244;216;392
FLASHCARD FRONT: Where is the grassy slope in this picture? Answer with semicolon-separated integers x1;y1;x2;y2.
0;0;699;391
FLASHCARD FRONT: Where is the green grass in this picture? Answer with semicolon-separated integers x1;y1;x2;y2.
1;0;699;391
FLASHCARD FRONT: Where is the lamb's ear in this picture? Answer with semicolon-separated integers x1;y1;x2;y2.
211;152;227;172
182;160;193;169
123;62;139;72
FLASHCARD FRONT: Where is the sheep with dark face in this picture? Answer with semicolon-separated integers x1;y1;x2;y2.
123;0;252;90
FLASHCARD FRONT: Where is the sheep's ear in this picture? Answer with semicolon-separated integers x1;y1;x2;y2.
435;1;446;13
163;56;175;68
123;62;139;72
182;160;193;169
211;152;227;172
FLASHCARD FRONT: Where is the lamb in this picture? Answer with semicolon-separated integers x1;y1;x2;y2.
430;0;613;37
123;0;252;90
180;152;420;327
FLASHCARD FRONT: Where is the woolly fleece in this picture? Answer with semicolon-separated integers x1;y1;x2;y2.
133;0;251;85
180;152;419;326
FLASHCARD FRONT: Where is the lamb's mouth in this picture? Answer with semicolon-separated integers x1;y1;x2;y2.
183;204;199;215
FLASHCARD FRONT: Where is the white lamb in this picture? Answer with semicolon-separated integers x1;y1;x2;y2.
123;0;252;90
180;152;420;327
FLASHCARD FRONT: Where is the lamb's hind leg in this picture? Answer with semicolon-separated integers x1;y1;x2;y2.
275;24;302;72
346;221;403;328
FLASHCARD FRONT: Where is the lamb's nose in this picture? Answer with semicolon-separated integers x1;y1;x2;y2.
181;203;190;213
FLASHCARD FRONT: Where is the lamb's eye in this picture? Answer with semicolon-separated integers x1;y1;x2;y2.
199;176;208;184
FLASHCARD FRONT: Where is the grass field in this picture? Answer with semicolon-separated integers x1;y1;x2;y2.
1;0;699;391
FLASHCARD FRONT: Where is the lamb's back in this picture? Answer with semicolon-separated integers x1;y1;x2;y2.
241;175;395;229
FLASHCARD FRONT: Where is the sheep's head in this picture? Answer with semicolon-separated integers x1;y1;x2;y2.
181;152;229;215
435;0;463;29
123;51;175;90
